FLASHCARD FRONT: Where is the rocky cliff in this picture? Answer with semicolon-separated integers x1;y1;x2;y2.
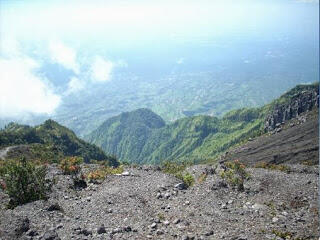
264;85;319;132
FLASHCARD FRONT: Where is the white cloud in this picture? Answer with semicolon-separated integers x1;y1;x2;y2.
0;36;21;57
90;56;114;82
66;77;85;94
0;57;61;118
49;41;79;74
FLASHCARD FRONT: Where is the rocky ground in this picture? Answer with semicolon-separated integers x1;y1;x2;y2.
0;162;318;240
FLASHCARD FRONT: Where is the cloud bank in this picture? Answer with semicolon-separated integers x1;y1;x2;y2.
0;56;61;118
90;56;114;82
66;77;85;94
49;41;80;74
0;37;121;119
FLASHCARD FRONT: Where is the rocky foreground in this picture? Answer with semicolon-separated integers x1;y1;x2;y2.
0;163;318;240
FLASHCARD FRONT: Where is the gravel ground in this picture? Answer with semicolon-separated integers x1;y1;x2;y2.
0;163;318;240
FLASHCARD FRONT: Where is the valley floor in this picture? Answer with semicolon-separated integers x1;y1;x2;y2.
0;163;318;240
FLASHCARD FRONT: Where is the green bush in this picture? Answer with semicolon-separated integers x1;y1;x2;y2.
182;172;195;187
161;161;186;175
254;162;291;173
0;157;50;208
161;161;194;187
220;160;250;191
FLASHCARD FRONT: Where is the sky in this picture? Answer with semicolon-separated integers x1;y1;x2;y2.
0;0;319;119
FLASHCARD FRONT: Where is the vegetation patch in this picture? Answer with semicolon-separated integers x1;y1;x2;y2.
0;157;51;208
254;162;291;173
197;172;207;184
180;172;195;187
271;229;305;240
161;161;187;175
220;160;250;191
161;161;195;187
0;120;119;167
86;165;124;183
60;156;83;175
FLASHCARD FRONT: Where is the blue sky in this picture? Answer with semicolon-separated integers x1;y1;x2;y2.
0;0;318;118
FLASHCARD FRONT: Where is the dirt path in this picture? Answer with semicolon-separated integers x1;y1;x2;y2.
0;146;16;160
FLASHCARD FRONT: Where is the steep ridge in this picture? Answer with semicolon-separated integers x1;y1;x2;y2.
0;120;118;166
87;83;318;164
264;84;319;131
220;108;319;166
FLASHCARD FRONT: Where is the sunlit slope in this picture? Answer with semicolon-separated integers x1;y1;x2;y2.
87;83;319;164
0;119;119;166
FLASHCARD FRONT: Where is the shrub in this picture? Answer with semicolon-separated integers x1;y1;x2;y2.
86;165;124;183
0;157;50;208
87;169;106;182
272;230;293;239
198;172;207;184
104;165;124;175
59;156;87;189
220;160;250;191
161;161;195;187
59;156;83;175
182;172;195;187
254;162;291;173
161;161;186;175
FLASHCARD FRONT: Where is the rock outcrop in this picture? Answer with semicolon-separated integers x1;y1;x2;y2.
264;88;319;131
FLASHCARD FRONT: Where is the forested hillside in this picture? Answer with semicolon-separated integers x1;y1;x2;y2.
0;120;119;166
87;83;319;164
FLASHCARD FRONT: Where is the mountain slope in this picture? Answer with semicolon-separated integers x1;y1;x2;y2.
220;108;319;166
87;83;318;165
0;120;119;166
87;109;165;162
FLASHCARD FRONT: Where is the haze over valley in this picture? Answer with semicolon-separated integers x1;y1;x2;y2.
0;0;318;136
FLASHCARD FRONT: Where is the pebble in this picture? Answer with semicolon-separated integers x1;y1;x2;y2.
156;192;163;199
173;218;181;224
252;203;266;210
156;229;164;235
123;226;132;232
175;183;187;190
204;230;214;236
150;223;157;229
97;225;106;234
163;220;170;226
111;228;122;234
42;230;60;240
